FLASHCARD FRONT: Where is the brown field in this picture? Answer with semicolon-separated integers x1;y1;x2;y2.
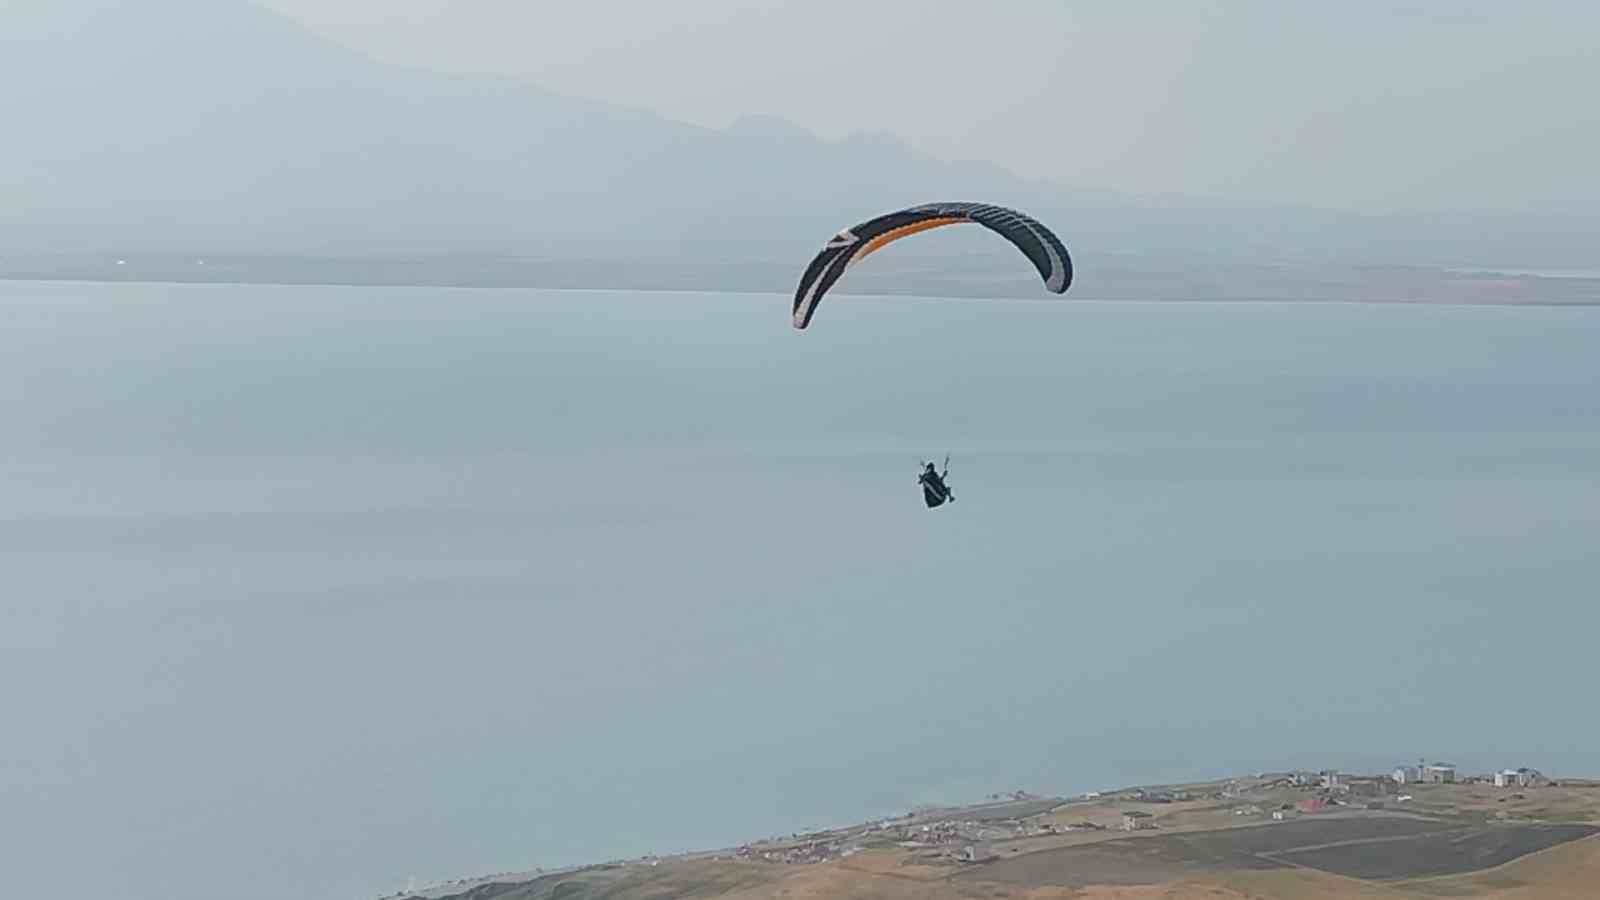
455;835;1600;899
956;836;1291;888
956;817;1595;887
1405;831;1600;898
1273;824;1600;881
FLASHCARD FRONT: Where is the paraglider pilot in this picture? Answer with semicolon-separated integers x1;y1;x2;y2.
919;460;954;508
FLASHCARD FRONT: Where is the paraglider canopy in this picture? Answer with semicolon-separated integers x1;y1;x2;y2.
792;202;1072;329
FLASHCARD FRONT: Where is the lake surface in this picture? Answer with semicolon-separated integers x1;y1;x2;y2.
4;281;1599;900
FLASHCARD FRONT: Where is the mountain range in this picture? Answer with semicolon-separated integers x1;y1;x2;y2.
4;0;1598;275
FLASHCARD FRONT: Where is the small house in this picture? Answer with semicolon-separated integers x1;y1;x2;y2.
958;843;996;863
1122;811;1154;831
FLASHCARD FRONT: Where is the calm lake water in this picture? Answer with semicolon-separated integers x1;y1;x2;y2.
5;281;1599;900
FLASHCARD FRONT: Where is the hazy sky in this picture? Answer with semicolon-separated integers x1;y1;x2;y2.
253;0;1600;212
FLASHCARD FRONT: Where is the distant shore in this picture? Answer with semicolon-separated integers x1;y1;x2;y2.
4;254;1600;306
381;768;1600;900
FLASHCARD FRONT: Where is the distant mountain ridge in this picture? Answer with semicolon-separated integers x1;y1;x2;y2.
3;0;1597;270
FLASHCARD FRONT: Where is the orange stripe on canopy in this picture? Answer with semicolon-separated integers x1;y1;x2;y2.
853;216;968;263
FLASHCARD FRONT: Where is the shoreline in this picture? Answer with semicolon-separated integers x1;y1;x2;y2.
376;770;1600;900
3;274;1599;309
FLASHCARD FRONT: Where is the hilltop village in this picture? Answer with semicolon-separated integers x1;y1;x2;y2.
387;760;1600;900
708;761;1562;868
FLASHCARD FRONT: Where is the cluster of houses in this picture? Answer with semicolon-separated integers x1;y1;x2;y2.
1492;768;1550;788
1284;769;1402;801
1390;762;1461;784
898;820;984;847
717;760;1560;875
1281;762;1550;798
734;839;861;865
1283;762;1548;792
1389;762;1548;788
1236;761;1554;822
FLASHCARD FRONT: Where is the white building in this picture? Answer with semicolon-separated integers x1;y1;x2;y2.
1423;764;1457;784
1393;766;1422;784
1122;811;1154;832
959;843;996;863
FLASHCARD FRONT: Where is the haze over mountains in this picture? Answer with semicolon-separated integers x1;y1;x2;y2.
4;0;1598;275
